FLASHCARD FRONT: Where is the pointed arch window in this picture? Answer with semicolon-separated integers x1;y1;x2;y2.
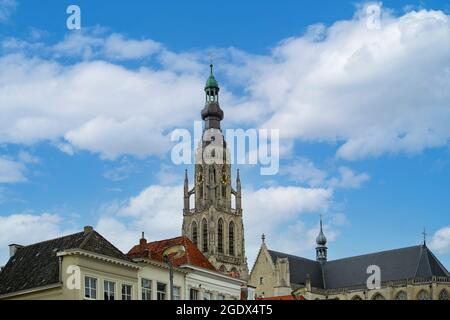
395;291;407;300
417;290;430;300
218;219;224;254
202;219;208;253
192;221;198;246
439;289;448;300
372;293;385;300
229;221;235;256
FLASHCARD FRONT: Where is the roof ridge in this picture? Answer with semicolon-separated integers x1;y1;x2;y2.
424;246;450;277
268;249;318;263
81;230;130;260
147;236;185;246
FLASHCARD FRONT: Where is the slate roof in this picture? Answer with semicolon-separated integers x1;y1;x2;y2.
268;250;323;288
128;236;217;272
0;229;132;296
268;245;450;290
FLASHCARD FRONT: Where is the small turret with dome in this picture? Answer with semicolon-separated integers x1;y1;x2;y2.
201;64;224;130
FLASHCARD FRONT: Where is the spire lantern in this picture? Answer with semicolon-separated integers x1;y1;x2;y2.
205;64;219;103
201;64;224;130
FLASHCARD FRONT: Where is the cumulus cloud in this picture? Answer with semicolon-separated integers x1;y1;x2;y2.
429;226;450;254
1;7;450;162
231;8;450;160
0;213;67;264
92;183;334;263
95;185;184;252
0;54;204;159
242;186;335;263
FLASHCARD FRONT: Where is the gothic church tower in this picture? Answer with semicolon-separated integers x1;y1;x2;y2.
182;65;249;280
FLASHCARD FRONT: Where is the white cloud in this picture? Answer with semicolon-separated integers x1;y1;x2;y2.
242;186;334;264
281;158;328;187
0;156;26;183
0;54;204;159
0;213;67;265
429;226;450;254
52;30;162;61
0;0;16;23
282;158;370;189
92;183;335;262
94;185;184;252
231;8;450;160
328;166;370;189
1;7;449;162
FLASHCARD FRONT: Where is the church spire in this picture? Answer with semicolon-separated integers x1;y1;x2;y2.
316;215;328;263
201;64;224;130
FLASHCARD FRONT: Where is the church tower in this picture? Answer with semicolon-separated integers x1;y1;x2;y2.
182;65;249;280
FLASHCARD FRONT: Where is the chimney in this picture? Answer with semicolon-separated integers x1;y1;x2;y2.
140;232;147;246
84;226;94;234
305;273;312;292
9;244;23;258
139;232;150;258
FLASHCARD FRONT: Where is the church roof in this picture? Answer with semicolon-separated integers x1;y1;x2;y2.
268;245;449;290
127;236;217;272
0;228;132;296
268;250;324;288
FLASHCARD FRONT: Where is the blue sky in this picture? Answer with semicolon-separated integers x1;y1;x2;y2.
0;0;450;271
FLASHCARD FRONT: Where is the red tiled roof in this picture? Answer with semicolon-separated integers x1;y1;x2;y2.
127;236;217;272
257;295;298;300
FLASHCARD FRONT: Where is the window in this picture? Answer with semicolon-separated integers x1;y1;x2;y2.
84;276;97;300
204;292;212;300
219;265;226;273
173;286;181;300
202;219;208;252
417;290;430;300
439;289;449;300
395;291;407;300
141;278;152;300
122;284;132;300
218;219;224;254
372;293;385;300
104;281;115;300
190;288;199;300
192;222;198;246
157;282;167;300
229;221;235;256
259;277;264;285
217;294;225;300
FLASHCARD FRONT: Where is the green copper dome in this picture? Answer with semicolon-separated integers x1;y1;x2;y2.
205;64;219;89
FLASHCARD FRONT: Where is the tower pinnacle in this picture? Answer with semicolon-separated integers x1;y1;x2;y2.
316;215;328;263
